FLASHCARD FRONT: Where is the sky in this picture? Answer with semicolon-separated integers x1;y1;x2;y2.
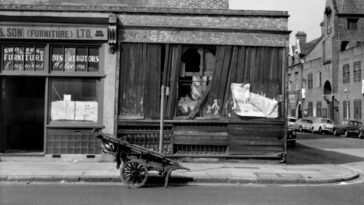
229;0;326;43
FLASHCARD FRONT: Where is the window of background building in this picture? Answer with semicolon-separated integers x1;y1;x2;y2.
308;102;313;117
343;100;351;119
317;101;322;117
354;61;361;82
343;64;350;83
322;108;328;118
295;72;299;90
318;72;322;87
308;73;313;89
354;99;362;120
347;18;358;30
288;73;292;91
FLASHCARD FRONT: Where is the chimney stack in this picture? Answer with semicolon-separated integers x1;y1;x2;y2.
295;31;307;44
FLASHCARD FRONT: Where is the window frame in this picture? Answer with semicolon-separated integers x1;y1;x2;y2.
0;43;47;74
46;43;104;127
308;101;313;117
354;99;362;120
347;18;358;30
317;101;322;117
353;61;361;82
307;73;313;89
47;77;103;126
343;100;351;119
343;64;350;83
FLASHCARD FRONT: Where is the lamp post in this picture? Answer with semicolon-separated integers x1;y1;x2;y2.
344;88;349;119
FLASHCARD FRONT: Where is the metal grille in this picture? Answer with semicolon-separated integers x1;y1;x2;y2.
173;144;227;155
46;129;100;155
118;125;172;154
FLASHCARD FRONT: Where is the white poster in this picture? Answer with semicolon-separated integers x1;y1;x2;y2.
231;83;278;118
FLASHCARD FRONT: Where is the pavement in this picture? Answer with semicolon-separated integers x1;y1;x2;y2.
0;155;360;186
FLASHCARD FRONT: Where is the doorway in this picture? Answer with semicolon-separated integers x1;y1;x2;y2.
1;77;45;153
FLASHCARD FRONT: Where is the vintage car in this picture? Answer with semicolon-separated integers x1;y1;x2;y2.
287;125;297;147
311;117;334;134
333;119;362;137
293;118;313;133
287;116;297;130
359;127;364;139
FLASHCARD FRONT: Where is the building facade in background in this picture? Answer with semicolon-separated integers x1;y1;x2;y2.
288;0;364;124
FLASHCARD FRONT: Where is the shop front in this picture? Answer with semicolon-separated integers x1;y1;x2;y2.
0;22;111;156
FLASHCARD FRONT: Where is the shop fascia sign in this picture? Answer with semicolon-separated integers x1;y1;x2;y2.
0;25;107;40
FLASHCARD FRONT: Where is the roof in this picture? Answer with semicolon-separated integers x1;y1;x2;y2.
334;0;364;15
300;36;323;56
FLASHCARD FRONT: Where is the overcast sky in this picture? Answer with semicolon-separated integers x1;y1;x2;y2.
229;0;326;43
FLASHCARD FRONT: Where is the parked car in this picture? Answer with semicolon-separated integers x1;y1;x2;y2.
293;118;313;132
287;116;297;130
287;129;296;147
359;127;364;139
311;117;334;134
333;119;362;137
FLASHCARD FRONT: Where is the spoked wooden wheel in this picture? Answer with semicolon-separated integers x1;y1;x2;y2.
121;159;148;188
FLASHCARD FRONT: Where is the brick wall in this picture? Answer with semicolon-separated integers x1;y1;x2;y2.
121;29;288;47
118;12;289;47
119;15;288;31
0;0;229;9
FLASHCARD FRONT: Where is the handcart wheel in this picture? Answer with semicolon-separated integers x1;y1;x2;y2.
121;159;148;188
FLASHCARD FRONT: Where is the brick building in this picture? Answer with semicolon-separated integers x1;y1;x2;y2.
0;0;290;160
288;0;364;124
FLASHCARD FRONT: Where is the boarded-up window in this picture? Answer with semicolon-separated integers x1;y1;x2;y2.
119;43;162;119
118;44;284;120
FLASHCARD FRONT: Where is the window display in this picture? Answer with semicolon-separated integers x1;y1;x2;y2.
50;78;99;123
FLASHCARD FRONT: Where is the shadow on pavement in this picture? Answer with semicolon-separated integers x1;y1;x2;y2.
142;175;193;188
286;143;364;165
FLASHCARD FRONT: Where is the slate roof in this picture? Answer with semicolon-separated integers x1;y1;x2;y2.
334;0;364;14
300;36;323;56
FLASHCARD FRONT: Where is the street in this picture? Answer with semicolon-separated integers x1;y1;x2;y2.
1;132;364;205
287;132;364;174
1;181;364;205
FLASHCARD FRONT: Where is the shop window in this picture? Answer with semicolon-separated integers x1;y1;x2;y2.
177;47;215;116
354;61;361;82
2;45;45;71
51;46;99;72
49;78;100;123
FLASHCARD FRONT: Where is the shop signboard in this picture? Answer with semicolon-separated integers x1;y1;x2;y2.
0;25;107;40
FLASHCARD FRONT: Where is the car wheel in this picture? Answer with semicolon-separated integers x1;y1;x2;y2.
359;132;363;139
344;130;348;137
333;129;338;136
287;141;296;147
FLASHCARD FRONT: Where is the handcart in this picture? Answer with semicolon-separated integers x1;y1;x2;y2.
93;130;189;188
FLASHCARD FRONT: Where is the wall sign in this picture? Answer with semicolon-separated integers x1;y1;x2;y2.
0;25;107;40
